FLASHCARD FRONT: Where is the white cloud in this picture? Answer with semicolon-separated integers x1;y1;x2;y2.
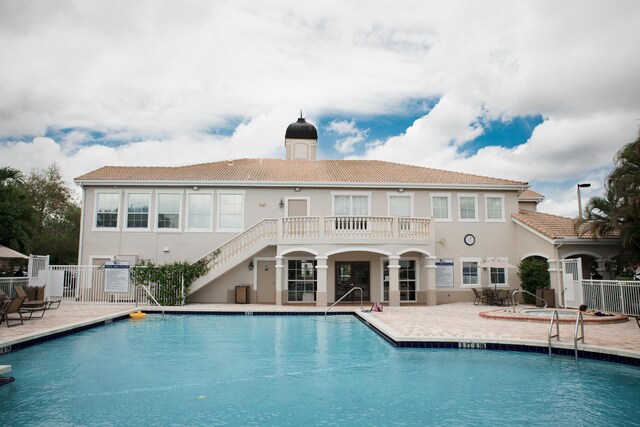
327;120;368;154
0;0;639;217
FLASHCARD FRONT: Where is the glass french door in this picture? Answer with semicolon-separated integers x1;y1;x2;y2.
335;262;370;302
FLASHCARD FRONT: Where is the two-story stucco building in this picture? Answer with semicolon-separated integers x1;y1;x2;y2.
74;116;622;307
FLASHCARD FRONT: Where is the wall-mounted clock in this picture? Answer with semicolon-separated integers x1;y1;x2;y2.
464;234;476;246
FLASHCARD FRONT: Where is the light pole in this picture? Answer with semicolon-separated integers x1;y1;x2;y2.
577;183;591;218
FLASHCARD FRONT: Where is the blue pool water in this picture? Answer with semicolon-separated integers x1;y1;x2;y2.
1;315;639;426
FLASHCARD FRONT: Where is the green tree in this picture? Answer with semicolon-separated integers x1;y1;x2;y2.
0;166;32;252
21;164;80;264
580;131;640;261
517;257;550;304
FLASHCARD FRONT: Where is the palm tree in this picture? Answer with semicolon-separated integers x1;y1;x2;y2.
579;131;640;260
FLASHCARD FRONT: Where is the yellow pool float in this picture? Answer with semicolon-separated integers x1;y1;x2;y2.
129;311;147;319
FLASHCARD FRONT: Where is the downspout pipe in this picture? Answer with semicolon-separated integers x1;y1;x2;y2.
554;239;565;308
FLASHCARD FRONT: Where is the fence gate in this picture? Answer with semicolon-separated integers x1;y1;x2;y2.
28;255;50;288
562;258;583;308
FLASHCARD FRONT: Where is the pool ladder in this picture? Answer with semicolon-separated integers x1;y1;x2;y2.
547;310;585;361
324;286;363;316
138;284;165;317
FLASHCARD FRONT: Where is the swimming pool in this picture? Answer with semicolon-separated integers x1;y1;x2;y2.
1;314;639;426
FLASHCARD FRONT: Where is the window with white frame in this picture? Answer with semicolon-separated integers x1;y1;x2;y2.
485;195;505;221
431;194;451;221
157;193;181;230
388;195;412;217
333;193;370;230
96;192;120;229
333;194;369;216
218;192;244;231
187;193;212;230
489;258;509;287
461;258;481;287
459;195;478;221
382;259;417;302
126;193;150;229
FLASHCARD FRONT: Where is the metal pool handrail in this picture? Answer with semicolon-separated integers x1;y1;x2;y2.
138;284;165;317
548;310;560;357
574;312;585;361
511;289;547;312
325;286;363;316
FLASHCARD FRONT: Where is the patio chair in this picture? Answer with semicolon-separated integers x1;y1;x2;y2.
471;288;485;305
30;285;61;309
496;289;511;306
14;285;48;319
1;296;26;327
483;289;496;305
0;289;9;304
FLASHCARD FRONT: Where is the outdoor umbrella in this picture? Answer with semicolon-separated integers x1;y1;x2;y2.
0;245;28;260
479;258;516;290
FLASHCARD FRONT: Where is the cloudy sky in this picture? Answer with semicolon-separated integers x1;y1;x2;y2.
1;0;639;217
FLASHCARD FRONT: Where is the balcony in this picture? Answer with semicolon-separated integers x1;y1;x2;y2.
281;216;432;241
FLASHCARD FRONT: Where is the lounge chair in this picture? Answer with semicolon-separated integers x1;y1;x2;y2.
28;285;61;309
14;285;48;319
1;296;26;327
471;288;485;305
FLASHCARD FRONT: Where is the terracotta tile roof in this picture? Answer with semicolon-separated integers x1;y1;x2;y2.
518;189;545;201
75;159;528;187
512;210;620;239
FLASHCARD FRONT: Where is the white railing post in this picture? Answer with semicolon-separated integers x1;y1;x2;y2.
318;215;325;238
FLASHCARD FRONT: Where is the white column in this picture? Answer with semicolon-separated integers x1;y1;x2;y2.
388;255;401;307
275;255;284;305
425;255;437;306
315;255;328;307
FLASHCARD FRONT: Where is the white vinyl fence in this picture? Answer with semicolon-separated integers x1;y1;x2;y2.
581;280;640;316
46;265;186;306
0;277;30;298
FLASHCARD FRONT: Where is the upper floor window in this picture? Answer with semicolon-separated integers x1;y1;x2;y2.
333;193;370;216
96;192;120;229
187;193;212;230
388;194;413;217
485;195;505;221
218;192;244;231
126;193;150;229
431;194;451;221
459;195;478;221
157;193;181;230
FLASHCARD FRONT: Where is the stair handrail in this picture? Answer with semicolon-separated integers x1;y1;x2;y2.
196;219;278;270
325;286;363;316
512;289;547;312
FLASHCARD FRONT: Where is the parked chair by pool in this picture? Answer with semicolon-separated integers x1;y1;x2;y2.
1;295;26;327
14;285;48;319
472;288;486;305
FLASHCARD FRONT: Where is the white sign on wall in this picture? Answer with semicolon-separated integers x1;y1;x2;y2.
104;260;131;293
435;258;454;288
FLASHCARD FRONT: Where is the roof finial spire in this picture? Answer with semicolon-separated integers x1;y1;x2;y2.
300;109;303;119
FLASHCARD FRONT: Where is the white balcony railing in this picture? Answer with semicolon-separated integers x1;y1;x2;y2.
283;216;431;240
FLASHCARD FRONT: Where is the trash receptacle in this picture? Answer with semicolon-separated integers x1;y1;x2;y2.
235;285;250;304
536;288;555;308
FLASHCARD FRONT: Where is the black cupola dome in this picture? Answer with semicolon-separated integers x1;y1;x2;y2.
285;116;318;140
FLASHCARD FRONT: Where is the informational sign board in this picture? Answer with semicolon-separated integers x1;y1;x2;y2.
104;260;131;293
435;258;454;288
